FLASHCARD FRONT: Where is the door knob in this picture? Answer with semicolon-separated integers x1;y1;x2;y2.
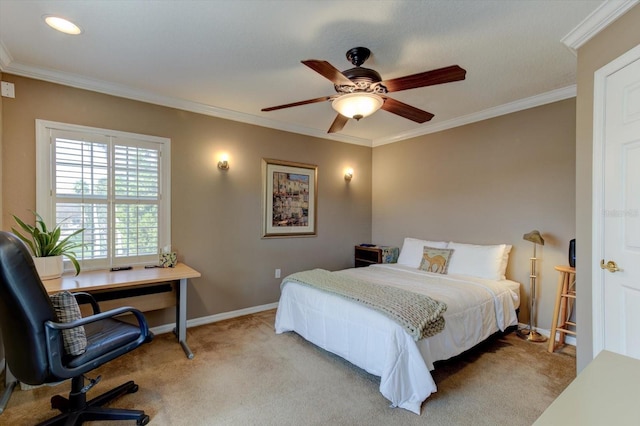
600;259;622;273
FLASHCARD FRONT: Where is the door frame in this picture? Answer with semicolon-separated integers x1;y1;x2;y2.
592;43;640;356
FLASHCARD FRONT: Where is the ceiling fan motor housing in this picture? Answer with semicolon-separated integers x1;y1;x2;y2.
335;67;386;94
336;47;388;95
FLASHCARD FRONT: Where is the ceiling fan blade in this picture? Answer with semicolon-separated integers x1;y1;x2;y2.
302;60;354;86
381;65;466;93
327;114;349;133
262;95;334;112
381;97;434;123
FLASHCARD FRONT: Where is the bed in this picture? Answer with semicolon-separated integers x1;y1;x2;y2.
274;238;520;414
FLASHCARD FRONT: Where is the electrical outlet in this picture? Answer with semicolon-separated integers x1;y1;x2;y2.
275;268;281;279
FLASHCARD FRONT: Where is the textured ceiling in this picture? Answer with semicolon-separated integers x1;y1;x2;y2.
0;0;620;145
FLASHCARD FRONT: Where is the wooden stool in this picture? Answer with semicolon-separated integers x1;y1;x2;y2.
548;265;576;352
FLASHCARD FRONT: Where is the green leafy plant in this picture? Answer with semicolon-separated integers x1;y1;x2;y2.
12;211;85;276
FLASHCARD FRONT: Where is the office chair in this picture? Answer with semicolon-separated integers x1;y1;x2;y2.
0;231;152;425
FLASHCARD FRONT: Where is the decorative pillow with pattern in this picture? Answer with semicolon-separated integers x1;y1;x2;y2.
50;291;87;356
419;247;455;274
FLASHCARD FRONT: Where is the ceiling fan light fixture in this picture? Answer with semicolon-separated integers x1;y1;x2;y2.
332;93;383;121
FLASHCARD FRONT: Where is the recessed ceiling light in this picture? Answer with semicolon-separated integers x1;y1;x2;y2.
43;15;83;35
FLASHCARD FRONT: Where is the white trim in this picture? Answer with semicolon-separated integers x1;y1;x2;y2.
0;1;634;148
4;58;576;147
1;61;371;147
152;314;577;347
35;119;172;269
591;43;640;357
0;40;12;69
149;302;279;335
372;86;576;147
561;0;639;53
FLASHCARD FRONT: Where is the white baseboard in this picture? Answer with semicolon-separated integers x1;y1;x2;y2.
517;323;576;346
150;302;279;335
151;309;577;347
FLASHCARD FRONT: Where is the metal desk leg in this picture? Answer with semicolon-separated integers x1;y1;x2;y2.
0;367;17;414
175;277;194;359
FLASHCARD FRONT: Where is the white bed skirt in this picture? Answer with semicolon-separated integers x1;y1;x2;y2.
275;281;434;413
274;264;520;414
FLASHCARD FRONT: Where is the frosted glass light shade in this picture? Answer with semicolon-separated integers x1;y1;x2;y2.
332;93;383;120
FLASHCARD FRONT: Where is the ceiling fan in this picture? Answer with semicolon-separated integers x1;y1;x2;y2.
262;47;466;133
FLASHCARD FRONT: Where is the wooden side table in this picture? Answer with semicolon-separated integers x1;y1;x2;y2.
354;245;398;268
548;265;576;352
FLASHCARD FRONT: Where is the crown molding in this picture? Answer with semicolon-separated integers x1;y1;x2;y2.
372;85;576;147
0;56;578;148
0;40;13;70
0;60;371;147
1;2;636;147
561;0;639;53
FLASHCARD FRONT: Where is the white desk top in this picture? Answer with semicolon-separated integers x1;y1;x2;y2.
42;262;201;294
534;350;640;425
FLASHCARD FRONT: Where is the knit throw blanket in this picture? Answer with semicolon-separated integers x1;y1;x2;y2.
283;269;447;341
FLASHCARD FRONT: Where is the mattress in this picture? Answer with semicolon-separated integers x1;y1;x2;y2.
275;263;520;414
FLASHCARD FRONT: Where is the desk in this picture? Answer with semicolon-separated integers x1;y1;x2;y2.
1;263;200;414
42;262;201;359
534;351;640;425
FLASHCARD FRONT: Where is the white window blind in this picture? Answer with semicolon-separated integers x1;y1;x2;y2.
36;120;171;271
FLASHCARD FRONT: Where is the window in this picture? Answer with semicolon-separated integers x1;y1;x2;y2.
36;120;171;271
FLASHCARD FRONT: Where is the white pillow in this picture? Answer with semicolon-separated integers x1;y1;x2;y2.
500;245;512;280
397;237;448;268
447;242;508;280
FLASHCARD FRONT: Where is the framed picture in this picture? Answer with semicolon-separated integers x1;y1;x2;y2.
262;158;317;238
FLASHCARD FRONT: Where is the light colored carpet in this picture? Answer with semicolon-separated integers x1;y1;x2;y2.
1;309;575;425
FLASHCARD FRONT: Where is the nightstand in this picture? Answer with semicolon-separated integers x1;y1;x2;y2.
354;245;399;268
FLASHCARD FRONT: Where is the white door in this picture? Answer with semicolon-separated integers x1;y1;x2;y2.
595;46;640;358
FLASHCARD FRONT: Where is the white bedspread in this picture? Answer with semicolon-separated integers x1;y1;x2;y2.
274;264;520;414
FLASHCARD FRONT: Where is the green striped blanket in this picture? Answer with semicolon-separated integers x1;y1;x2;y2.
282;269;447;341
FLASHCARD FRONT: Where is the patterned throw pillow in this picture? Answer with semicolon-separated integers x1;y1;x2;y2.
50;291;87;356
419;247;455;274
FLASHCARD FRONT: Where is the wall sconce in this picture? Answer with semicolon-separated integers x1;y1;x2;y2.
217;154;229;171
344;168;354;181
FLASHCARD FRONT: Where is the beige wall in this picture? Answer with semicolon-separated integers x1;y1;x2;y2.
0;74;372;326
372;99;576;333
575;5;640;372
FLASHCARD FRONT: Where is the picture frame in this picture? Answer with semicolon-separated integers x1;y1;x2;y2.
262;158;317;238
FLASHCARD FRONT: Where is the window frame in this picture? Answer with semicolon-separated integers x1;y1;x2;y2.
35;119;171;271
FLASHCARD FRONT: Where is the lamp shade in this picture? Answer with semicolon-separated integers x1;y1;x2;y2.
332;93;384;120
523;230;545;245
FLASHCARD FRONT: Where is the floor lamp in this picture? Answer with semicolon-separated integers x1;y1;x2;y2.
518;230;547;342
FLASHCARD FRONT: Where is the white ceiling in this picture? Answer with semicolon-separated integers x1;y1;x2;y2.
0;1;633;146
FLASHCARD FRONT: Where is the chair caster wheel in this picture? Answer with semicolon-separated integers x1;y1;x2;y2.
50;395;69;411
137;414;150;425
128;384;139;394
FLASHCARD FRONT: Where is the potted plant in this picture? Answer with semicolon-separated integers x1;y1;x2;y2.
12;211;85;278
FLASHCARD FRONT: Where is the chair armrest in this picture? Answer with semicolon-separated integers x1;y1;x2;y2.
45;305;144;331
72;291;101;314
44;306;150;379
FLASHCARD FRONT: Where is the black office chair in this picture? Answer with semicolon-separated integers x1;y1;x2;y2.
0;231;152;425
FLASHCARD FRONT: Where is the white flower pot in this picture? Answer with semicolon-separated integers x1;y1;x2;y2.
33;255;64;280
